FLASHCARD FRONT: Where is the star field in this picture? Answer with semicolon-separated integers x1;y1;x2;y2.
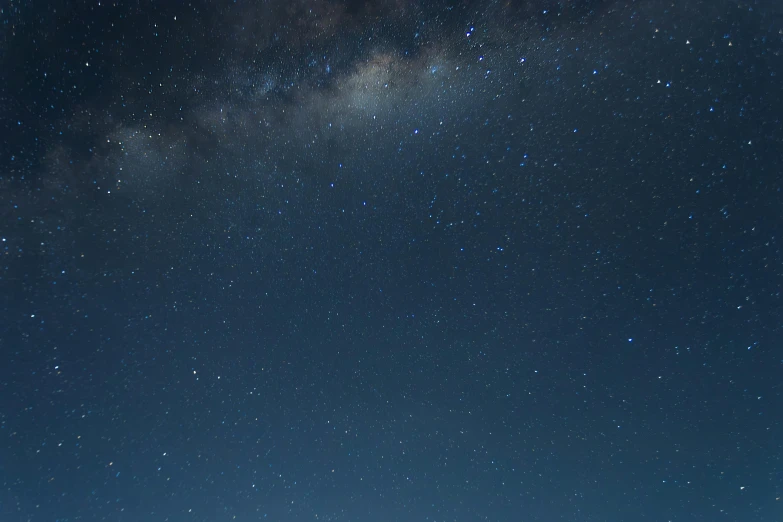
1;1;782;521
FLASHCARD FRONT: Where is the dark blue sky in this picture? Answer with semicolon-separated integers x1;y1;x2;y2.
1;1;782;521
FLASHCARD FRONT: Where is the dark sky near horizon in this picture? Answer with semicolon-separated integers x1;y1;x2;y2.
1;0;782;521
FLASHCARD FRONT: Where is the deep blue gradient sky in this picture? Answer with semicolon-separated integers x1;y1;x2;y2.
1;1;782;521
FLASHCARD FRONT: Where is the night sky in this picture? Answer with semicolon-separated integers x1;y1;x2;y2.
1;0;782;521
